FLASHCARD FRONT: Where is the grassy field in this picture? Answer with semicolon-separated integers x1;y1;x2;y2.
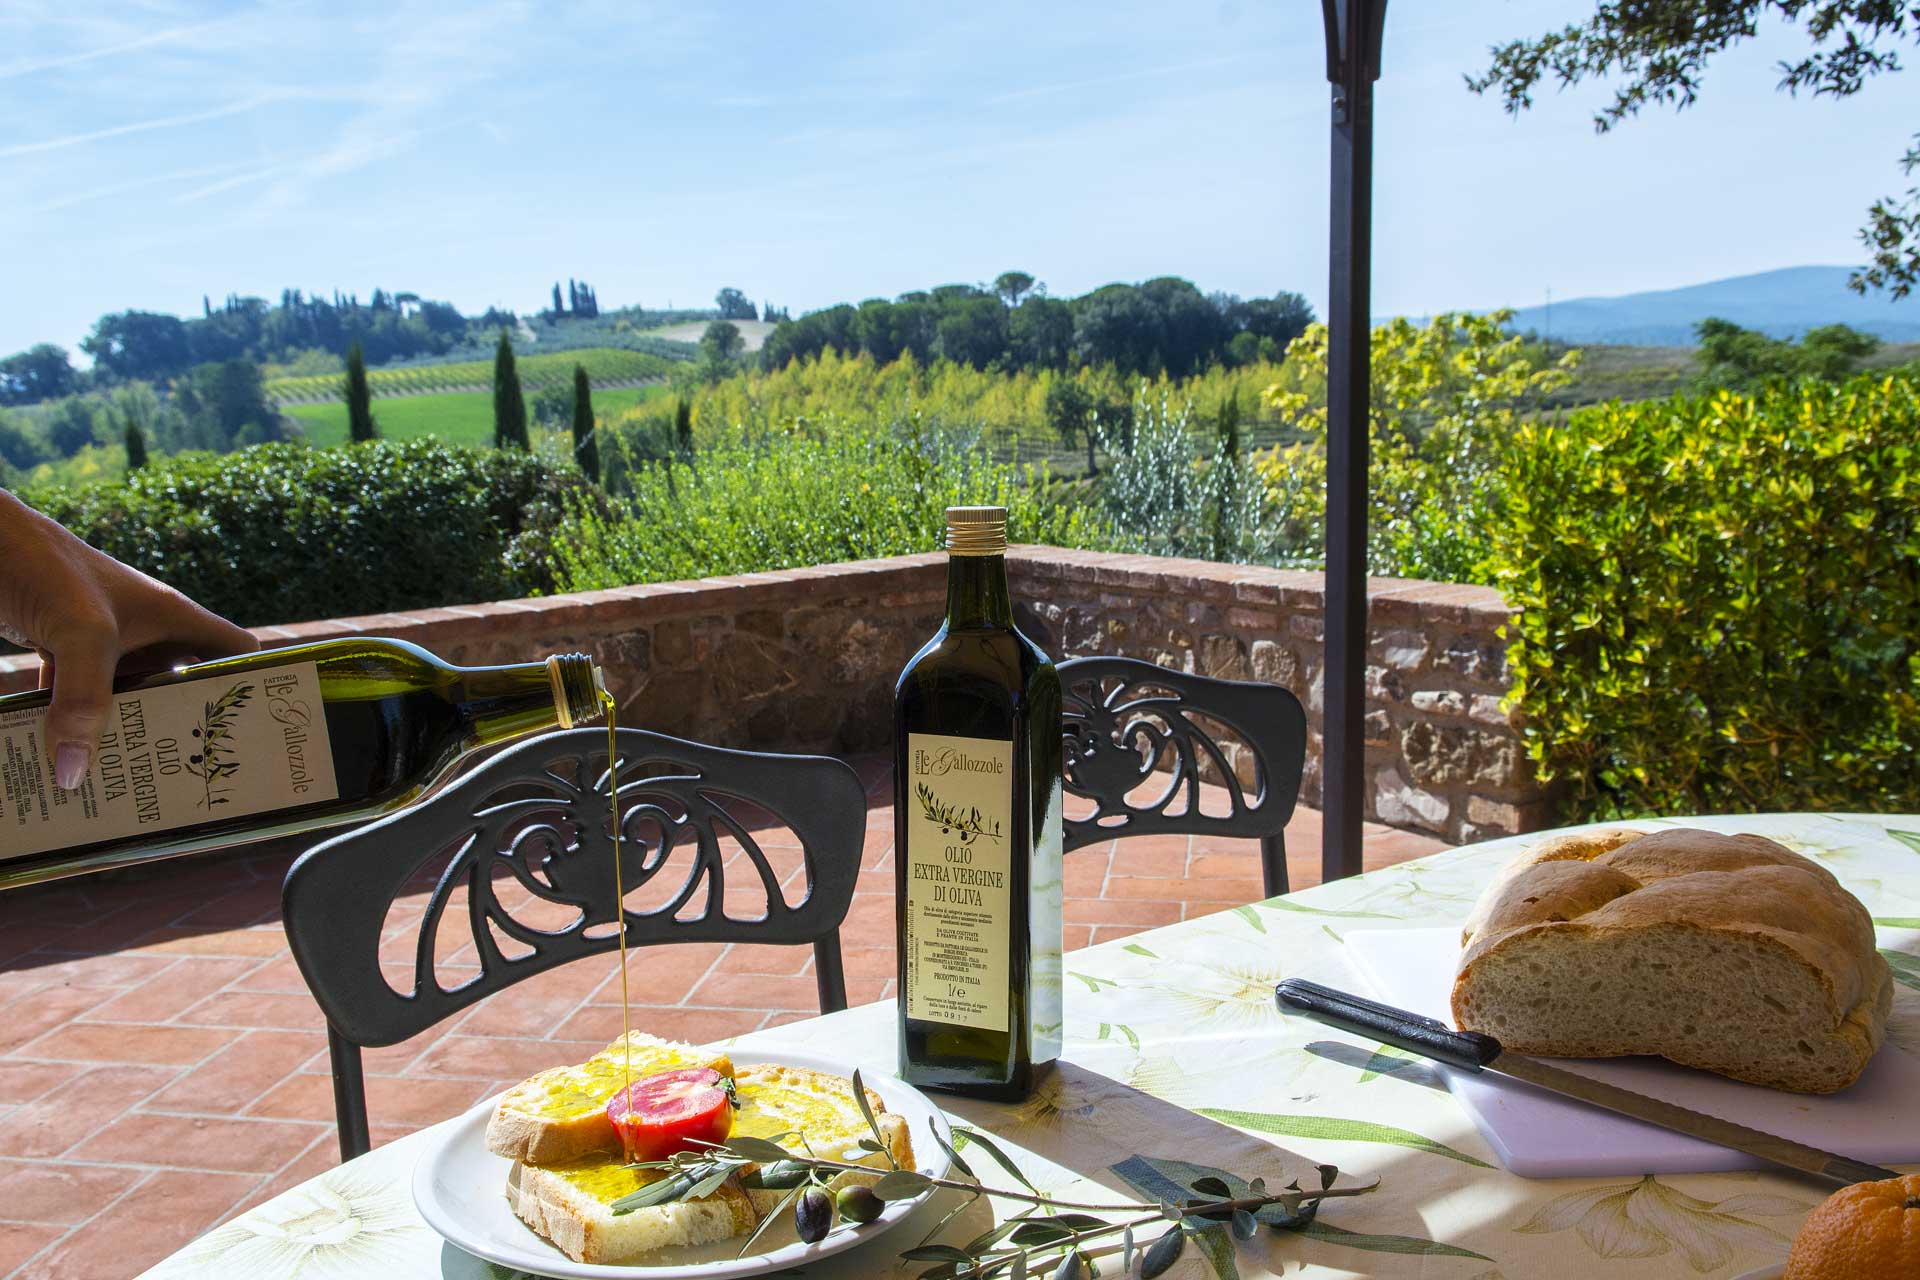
284;385;662;447
267;346;677;403
1542;340;1920;409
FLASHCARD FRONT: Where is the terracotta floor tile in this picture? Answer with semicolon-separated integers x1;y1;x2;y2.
1088;925;1149;946
1063;898;1181;927
0;926;86;968
451;959;637;1039
24;1169;261;1280
1108;846;1189;877
0;986;112;1055
0;1060;76;1106
403;1034;610;1082
1101;875;1190;901
1063;925;1095;951
710;942;813;977
14;1022;236;1067
83;957;264;1024
144;1030;329;1115
1187;852;1262;880
552;1004;768;1045
1171;877;1265;904
837;945;897;978
68;1111;324;1173
1061;860;1108;896
0;1159;143;1224
172;989;325;1032
686;972;886;1011
227;955;312;994
0;1066;178;1160
0;952;173;990
172;880;285;930
254;1132;342;1201
246;1071;487;1130
0;1222;62;1278
135;928;287;958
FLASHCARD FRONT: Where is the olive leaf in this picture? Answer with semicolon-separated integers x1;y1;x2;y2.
1295;1220;1492;1260
951;1126;1038;1191
1139;1228;1185;1278
609;1171;695;1214
927;1119;976;1180
722;1135;793;1162
873;1170;934;1201
848;1068;897;1168
1196;1109;1492;1168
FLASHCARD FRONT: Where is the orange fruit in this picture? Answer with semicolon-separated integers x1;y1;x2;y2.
1784;1173;1920;1280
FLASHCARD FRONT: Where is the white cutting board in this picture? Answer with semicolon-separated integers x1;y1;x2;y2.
1346;928;1920;1177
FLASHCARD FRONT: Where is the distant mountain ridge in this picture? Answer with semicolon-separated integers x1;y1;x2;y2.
1498;266;1920;346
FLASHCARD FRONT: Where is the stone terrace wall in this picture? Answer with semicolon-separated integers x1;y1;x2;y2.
1012;550;1548;844
0;549;1549;842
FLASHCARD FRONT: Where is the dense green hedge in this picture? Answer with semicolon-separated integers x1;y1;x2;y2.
26;440;592;627
1490;374;1920;818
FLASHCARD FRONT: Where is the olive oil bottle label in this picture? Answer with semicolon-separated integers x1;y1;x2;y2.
903;731;1014;1032
0;661;340;858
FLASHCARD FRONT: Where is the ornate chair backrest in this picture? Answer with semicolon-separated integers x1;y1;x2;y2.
282;727;865;1159
1058;656;1307;896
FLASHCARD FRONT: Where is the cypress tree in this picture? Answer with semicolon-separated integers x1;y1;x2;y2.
124;418;148;472
674;396;694;459
551;282;565;317
493;331;530;449
345;341;378;442
571;363;598;481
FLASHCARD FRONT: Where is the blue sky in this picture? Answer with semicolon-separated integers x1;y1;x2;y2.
4;0;1918;357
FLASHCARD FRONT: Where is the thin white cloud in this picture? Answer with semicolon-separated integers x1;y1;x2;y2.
0;95;283;161
985;53;1256;106
0;17;225;82
30;160;251;213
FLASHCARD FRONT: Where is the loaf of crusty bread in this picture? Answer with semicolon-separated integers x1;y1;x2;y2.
1452;827;1890;1093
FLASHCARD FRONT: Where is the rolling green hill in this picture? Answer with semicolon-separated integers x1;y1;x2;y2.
284;384;662;447
267;346;676;403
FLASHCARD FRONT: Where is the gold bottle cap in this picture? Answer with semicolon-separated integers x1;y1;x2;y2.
945;505;1008;556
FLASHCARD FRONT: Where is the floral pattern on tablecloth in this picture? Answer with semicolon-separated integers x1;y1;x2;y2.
142;814;1920;1279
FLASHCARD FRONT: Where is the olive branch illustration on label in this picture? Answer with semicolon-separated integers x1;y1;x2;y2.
186;682;254;808
916;781;1002;844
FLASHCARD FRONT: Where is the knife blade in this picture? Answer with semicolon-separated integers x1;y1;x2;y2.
1274;977;1898;1185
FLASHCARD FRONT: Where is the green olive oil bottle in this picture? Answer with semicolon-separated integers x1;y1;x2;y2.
0;637;606;889
893;506;1064;1100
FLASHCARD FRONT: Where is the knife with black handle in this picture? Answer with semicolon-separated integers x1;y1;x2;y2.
1274;977;1898;1186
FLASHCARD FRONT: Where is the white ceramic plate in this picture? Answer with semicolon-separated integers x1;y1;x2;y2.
413;1049;954;1279
1729;1266;1784;1279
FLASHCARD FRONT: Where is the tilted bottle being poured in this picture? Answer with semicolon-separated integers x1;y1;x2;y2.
0;637;607;890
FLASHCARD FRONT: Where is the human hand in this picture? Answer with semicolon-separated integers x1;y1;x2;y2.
0;490;257;789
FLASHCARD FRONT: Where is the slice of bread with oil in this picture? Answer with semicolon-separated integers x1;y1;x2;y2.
505;1059;917;1264
486;1032;735;1165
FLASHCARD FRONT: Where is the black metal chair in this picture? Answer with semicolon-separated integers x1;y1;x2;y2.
1059;656;1307;898
282;727;866;1161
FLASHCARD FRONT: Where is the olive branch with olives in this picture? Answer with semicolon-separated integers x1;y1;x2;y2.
916;783;1002;845
609;1070;1375;1276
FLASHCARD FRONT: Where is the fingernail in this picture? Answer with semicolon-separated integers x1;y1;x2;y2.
55;743;89;791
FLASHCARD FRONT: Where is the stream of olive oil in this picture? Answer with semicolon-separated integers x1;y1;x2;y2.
604;690;634;1163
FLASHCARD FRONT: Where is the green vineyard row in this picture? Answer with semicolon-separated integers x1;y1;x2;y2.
266;347;679;402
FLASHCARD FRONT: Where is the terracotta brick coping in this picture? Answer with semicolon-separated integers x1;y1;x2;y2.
0;548;1509;687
